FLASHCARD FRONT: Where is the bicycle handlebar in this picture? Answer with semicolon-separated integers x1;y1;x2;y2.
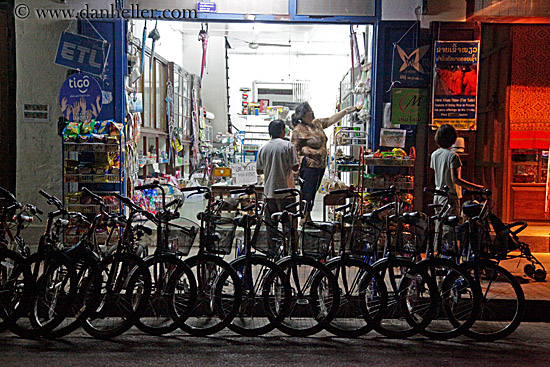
368;186;397;198
463;188;492;197
274;188;300;196
229;186;257;196
39;190;65;212
335;203;352;213
134;180;160;191
424;186;451;197
112;192;157;222
82;187;105;206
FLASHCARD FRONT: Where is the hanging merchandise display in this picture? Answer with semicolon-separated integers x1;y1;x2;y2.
148;21;160;71
198;24;209;79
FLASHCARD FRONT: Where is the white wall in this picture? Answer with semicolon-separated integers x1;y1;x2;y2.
15;2;69;209
132;20;229;137
228;53;350;132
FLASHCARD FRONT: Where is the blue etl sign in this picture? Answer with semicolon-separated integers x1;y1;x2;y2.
197;2;217;12
55;32;110;76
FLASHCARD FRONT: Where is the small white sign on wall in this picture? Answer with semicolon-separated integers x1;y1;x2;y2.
23;104;49;122
231;162;257;186
380;128;406;148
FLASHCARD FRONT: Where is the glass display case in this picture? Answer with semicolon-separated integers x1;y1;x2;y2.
512;149;549;183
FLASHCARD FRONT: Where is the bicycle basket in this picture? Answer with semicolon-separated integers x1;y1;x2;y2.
301;221;337;258
488;212;519;259
462;200;482;218
205;216;236;255
251;221;284;257
347;223;381;255
168;222;199;256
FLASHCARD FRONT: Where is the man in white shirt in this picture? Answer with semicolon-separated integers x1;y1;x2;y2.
256;120;299;255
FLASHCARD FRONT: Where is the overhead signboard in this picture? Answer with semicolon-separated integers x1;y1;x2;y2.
197;2;217;12
55;32;110;76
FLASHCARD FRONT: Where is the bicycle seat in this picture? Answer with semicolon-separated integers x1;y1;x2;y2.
304;221;338;233
402;211;422;219
361;211;382;223
442;215;460;227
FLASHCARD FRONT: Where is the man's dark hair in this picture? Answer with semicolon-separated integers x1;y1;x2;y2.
434;124;457;149
268;119;286;138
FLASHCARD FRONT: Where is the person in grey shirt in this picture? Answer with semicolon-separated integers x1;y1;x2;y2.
256;119;299;255
430;124;484;253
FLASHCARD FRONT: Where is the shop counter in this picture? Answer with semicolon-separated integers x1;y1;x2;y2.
211;184;264;199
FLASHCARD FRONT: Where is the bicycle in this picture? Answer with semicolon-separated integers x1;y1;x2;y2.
458;188;525;341
218;185;291;336
166;185;243;336
120;182;198;336
264;188;340;337
317;186;389;338
0;188;34;334
80;188;152;340
364;186;438;338
1;188;79;339
414;186;481;340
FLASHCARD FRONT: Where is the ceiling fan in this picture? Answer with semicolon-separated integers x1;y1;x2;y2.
232;37;291;49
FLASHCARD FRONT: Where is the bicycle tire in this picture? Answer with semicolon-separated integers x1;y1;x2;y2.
416;258;481;340
43;253;102;339
9;252;78;339
83;253;152;340
323;257;388;338
172;254;242;336
223;255;291;336
269;256;340;337
0;249;33;333
372;257;438;338
460;260;525;341
135;254;197;336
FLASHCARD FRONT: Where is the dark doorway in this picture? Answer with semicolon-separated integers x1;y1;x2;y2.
0;1;16;192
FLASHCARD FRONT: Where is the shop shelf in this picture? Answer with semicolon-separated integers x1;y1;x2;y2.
64;174;121;183
363;158;415;167
67;203;120;214
64;142;120;153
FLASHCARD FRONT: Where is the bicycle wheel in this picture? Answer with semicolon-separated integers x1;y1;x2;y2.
223;255;291;336
323;257;388;338
43;253;102;339
269;256;339;337
10;252;78;339
135;254;197;336
0;249;33;333
173;254;241;336
189;168;210;187
373;257;438;338
460;260;525;341
83;253;151;339
416;258;481;340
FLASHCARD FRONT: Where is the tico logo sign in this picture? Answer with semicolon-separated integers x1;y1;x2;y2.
59;73;103;121
55;32;110;76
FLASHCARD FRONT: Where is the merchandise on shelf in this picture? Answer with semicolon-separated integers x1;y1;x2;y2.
62;119;124;216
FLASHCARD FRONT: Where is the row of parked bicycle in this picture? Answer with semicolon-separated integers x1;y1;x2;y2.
0;182;542;341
